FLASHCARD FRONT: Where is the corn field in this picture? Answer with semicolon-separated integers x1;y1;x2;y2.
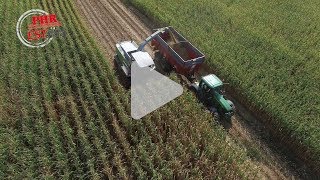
130;0;320;167
0;0;257;179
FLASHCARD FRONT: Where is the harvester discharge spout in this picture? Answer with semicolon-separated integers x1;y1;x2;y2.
137;27;169;51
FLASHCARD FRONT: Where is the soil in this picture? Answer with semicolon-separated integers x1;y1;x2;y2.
74;0;315;179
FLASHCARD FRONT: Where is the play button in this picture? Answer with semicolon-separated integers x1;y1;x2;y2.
131;61;183;119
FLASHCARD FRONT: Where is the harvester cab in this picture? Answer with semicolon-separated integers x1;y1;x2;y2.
115;41;154;77
191;74;235;120
115;27;169;77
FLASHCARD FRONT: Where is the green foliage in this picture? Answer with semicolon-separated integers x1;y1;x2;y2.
130;0;320;163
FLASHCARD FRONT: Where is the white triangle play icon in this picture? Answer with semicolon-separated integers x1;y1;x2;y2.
131;61;183;119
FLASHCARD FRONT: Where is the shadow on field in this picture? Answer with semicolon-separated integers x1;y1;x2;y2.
113;57;130;89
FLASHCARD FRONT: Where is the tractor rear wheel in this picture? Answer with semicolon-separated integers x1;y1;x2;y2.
213;112;220;121
189;85;202;101
188;85;197;93
208;106;220;121
161;59;173;73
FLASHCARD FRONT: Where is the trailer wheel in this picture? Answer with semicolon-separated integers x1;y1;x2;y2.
161;58;173;73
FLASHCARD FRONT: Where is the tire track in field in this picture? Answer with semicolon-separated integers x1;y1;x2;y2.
76;0;153;57
107;0;152;37
74;0;301;179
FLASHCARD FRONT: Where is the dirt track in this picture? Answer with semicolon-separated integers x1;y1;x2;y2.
74;0;311;179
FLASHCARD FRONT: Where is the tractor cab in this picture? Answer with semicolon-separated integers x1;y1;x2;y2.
197;74;235;118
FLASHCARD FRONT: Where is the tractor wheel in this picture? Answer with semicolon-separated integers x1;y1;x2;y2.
213;112;220;121
188;85;197;93
227;100;236;111
207;106;220;121
189;85;201;100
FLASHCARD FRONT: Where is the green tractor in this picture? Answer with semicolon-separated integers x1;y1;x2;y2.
190;74;235;120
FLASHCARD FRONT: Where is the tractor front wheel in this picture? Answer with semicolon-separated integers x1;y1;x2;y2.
227;100;236;112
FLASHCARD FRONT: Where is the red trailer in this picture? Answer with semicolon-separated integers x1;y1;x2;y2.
151;27;205;78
